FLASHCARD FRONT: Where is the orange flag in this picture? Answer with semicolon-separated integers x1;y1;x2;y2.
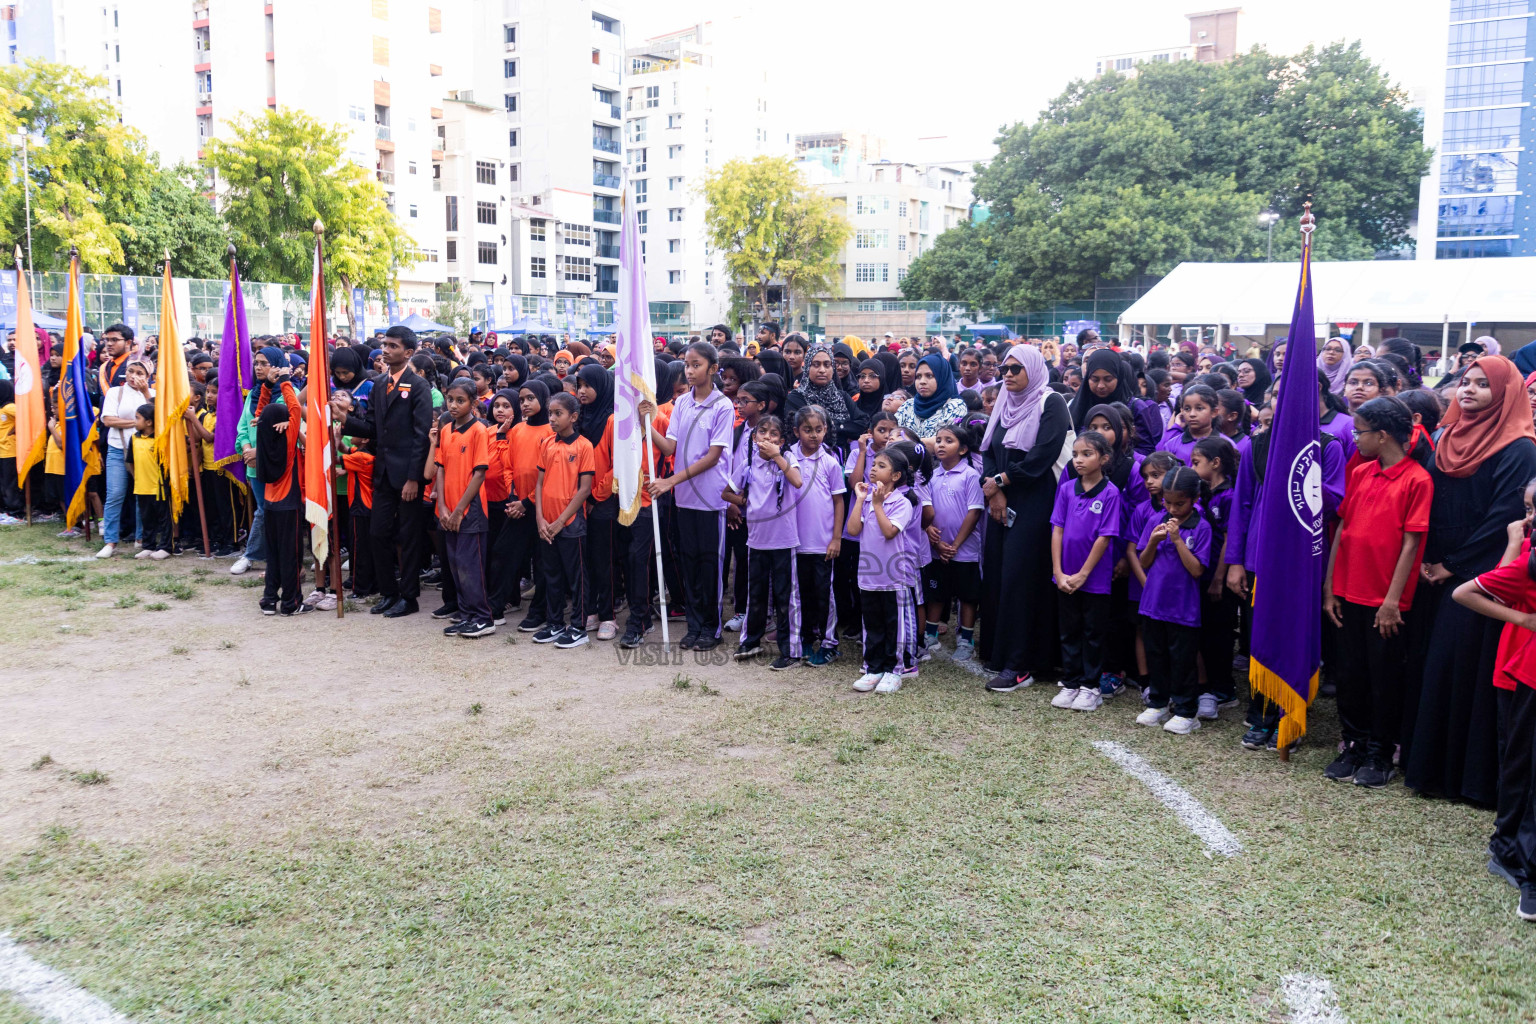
303;233;332;567
12;250;45;481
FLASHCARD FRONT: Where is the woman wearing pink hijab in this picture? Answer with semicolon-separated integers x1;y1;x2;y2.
978;343;1073;692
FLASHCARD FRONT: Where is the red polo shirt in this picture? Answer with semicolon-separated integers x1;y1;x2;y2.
1331;455;1433;610
1475;540;1536;691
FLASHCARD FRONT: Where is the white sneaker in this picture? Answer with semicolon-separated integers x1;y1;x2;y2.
95;543;116;559
230;556;251;575
316;593;337;611
724;614;743;632
951;639;975;662
150;549;170;560
1136;706;1172;727
597;620;618;641
134;549;152;560
852;672;881;692
918;645;933;663
133;540;142;551
585;614;599;632
1197;694;1220;720
874;672;903;694
303;589;326;608
1051;686;1079;709
1163;715;1201;736
1070;687;1103;711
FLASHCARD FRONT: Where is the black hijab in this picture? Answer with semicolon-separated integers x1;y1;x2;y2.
874;351;902;396
1239;358;1272;406
330;346;363;390
832;343;856;394
1081;402;1135;489
1068;350;1135;430
852;357;892;418
255;402;292;485
491;387;522;432
519;380;551;427
757;348;789;382
504;353;529;388
576;364;614;446
756;372;787;417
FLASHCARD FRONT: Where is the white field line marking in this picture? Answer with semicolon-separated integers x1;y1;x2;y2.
1091;740;1243;857
1280;973;1348;1023
0;934;135;1024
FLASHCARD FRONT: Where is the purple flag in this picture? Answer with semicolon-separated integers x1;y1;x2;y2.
213;260;252;468
1249;205;1323;749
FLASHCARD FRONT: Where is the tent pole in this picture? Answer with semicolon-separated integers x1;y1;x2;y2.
1440;316;1451;379
1360;320;1371;353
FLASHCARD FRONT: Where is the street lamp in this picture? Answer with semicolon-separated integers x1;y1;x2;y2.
1258;211;1279;262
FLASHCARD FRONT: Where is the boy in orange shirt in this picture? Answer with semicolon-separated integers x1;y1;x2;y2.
434;379;494;637
532;391;594;648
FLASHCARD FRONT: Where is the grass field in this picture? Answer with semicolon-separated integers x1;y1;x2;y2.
1;521;1533;1023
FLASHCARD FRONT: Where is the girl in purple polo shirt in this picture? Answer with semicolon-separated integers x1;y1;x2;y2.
642;341;734;651
728;414;804;669
1127;451;1180;692
1156;384;1220;465
924;422;985;661
1049;431;1125;712
1134;466;1212;735
838;412;902;641
846;446;919;695
893;430;936;673
789;405;847;666
1192;435;1240;720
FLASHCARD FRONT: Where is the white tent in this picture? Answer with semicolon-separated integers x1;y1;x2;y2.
1119;256;1536;329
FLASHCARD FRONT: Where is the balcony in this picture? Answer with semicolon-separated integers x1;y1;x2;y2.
595;245;620;259
592;100;621;122
432;179;442;191
375;124;392;141
193;48;213;69
592;135;621;154
377;169;395;186
592;172;620;190
593;210;620;224
594;279;618;294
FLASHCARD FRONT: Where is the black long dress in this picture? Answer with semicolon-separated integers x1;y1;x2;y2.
980;391;1071;675
1403;437;1536;804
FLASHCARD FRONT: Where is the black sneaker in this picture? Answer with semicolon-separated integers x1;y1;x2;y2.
1489;852;1522;889
431;603;461;620
1324;746;1364;783
259;598;277;616
532;623;563;644
370;596;400;615
769;656;798;671
679;632;699;650
457;619;497;638
1353;762;1395;789
1520;883;1536;922
735;643;765;661
694;635;721;651
620;624;645;649
518;614;546;632
443;620;468;636
986;671;1032;692
1241;726;1273;750
555;627;590;649
419;568;442;588
1267;730;1298;754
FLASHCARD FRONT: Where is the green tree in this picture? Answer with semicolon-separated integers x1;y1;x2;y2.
433;282;477;337
0;60;157;272
117;163;229;279
701;155;851;326
203;108;415;333
902;41;1430;308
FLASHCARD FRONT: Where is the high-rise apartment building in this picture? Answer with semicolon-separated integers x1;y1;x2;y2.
1417;0;1534;260
1092;8;1241;78
623;21;785;328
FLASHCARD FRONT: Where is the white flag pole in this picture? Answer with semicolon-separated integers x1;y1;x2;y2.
643;416;669;649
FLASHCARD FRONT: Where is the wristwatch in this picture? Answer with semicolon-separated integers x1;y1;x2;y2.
992;473;1007;488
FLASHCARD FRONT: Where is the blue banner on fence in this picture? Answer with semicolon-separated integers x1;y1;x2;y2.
484;294;496;332
0;270;15;327
351;288;366;338
563;297;575;330
119;277;139;333
385;289;400;325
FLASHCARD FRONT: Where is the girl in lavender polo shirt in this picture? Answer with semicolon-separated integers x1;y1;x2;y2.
923;422;986;661
728;414;804;670
846;446;920;695
1134;466;1212;735
642;341;734;651
789;406;847;666
892;430;936;674
838;412;902;640
1049;431;1125;712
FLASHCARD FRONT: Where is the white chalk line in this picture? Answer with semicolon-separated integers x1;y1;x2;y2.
1090;739;1243;858
1280;973;1348;1023
0;934;135;1024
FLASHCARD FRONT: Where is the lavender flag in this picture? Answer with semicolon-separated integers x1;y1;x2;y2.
613;186;656;527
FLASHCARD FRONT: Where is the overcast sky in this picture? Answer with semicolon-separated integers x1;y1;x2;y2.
631;0;1443;164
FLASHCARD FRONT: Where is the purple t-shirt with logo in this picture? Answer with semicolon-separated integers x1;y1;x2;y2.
930;461;985;563
666;389;734;512
857;490;916;591
841;442;882;541
1126;498;1159;603
1049;478;1124;595
791;442;847;556
1136;512;1211;628
731;443;801;551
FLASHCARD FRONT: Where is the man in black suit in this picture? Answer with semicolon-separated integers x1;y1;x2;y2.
331;325;433;617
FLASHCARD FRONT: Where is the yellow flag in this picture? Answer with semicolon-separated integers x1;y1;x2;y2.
154;261;192;520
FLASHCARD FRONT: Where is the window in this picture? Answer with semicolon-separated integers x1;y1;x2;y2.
668;176;683;191
668;238;682;253
444;195;458;231
1439;194;1519;236
529;220;546;241
475;160;496;185
408;204;418;219
446;240;457;262
636;210;647;234
562;223;593;246
630;147;647;173
629;117;647;143
530;256;546;278
668;208;683;222
407;161;417;175
477;242;497;265
1448;18;1529;65
1442;151;1521;195
504;59;517;78
897;235;907;251
508;164;518;182
855;229;888;249
504;94;517;112
897;267;909;282
1443;107;1522;151
508;130;518;147
704;270;711;291
668;144;683;159
562;255;592;282
668;270;683;284
1445;63;1526;109
853;263;889;283
855;195;889;215
645;85;659;108
1451;0;1531;16
634;179;648;202
667;114;683;129
504;24;516;44
476;201;497;225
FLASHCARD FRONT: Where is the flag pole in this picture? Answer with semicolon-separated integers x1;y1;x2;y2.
331;422;344;618
643;414;669;648
170;251;213;558
70;246;91;545
314;220;344;619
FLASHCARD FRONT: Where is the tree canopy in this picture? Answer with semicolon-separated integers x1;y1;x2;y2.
203;108;415;301
701;155;850;323
901;42;1431;308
